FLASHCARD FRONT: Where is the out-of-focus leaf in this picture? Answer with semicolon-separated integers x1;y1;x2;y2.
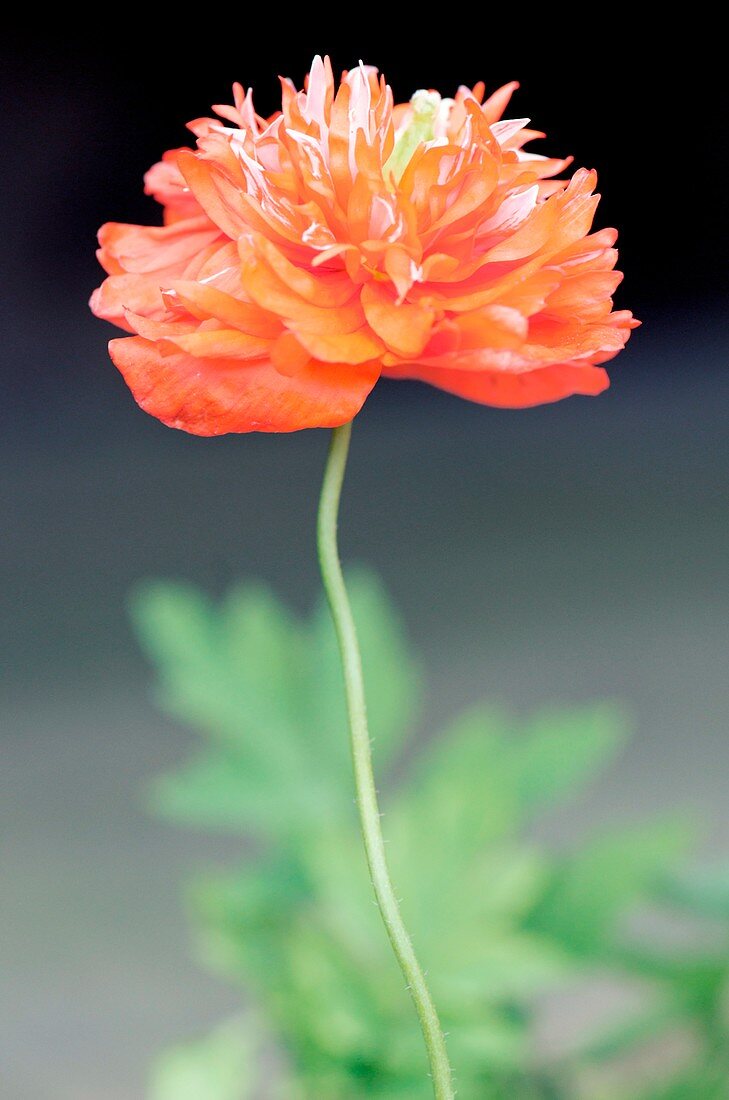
436;932;572;1010
190;859;310;987
578;999;685;1061
131;582;217;669
389;710;550;956
222;583;306;733
616;948;729;1018
446;1013;527;1070
661;865;729;919
131;582;238;736
283;920;390;1061
392;706;520;857
148;1016;273;1100
148;746;348;838
148;748;280;833
513;705;627;818
632;1062;729;1100
309;568;421;769
130;580;304;748
134;574;718;1099
191;860;427;1097
528;818;695;954
132;571;419;843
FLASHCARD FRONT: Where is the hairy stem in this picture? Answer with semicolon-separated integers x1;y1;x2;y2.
316;421;454;1099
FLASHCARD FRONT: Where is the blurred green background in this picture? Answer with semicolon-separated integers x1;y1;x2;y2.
2;17;728;1100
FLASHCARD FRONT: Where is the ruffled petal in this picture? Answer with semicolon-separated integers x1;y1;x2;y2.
290;324;385;364
384;359;610;407
97;217;220;275
361;282;435;358
109;336;380;434
164;282;282;338
89;274;166;329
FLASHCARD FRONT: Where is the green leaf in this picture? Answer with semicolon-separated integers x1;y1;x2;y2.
529;818;695;954
393;706;519;852
282;920;390;1062
148;747;348;837
513;705;627;818
132;580;331;840
385;708;523;960
148;1016;272;1100
387;707;630;994
130;580;303;747
134;574;714;1098
436;931;571;1009
131;582;235;735
131;581;217;670
221;583;307;740
631;1061;729;1100
577;999;685;1061
615;947;729;1019
191;861;425;1093
446;1012;528;1070
661;864;729;920
132;571;419;843
390;702;627;893
192;858;311;945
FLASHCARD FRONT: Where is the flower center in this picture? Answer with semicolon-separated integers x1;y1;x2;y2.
384;89;441;184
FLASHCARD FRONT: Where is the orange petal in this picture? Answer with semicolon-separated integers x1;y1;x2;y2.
166;281;282;338
240;240;365;331
177;152;248;240
543;271;623;320
97;217;219;275
481;81;520;124
90;274;166;329
109;336;381;435
121;308;272;361
270;331;314;377
252;236;356;307
157;329;272;360
361;282;434;358
384;359;610;407
484;202;559;261
143;149;201;221
455;306;528;351
290;324;385;364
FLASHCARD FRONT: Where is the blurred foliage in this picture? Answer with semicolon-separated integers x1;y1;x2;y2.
133;572;729;1099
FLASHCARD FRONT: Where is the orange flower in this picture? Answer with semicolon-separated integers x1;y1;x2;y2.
91;58;638;435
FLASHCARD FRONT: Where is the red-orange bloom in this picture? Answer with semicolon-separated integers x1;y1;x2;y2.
91;58;638;434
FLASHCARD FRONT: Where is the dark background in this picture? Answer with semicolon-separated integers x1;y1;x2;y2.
2;20;728;1098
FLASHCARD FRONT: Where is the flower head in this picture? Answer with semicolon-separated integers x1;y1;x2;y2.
91;57;638;434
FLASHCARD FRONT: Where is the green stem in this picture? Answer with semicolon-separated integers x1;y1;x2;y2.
316;421;454;1100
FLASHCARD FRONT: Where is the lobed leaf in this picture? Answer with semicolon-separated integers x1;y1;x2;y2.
513;704;627;818
134;575;720;1098
528;818;695;954
133;570;420;842
148;1015;280;1100
661;864;729;920
148;748;349;838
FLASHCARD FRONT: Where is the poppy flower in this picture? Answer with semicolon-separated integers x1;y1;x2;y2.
91;57;638;435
